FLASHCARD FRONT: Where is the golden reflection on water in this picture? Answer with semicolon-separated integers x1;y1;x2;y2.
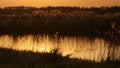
0;35;120;62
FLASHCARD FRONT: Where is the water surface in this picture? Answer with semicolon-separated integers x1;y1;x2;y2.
0;34;120;62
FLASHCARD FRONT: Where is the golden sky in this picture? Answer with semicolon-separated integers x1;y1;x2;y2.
0;0;120;7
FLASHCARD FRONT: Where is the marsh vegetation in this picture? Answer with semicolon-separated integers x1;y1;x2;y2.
0;6;120;68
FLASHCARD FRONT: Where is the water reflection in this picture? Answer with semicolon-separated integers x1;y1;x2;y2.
0;35;120;62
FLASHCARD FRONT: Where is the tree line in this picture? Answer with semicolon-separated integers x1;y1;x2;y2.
0;6;120;41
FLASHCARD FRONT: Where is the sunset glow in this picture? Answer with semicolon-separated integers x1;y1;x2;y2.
0;0;120;7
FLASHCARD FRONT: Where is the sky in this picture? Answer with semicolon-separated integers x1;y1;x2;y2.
0;0;120;8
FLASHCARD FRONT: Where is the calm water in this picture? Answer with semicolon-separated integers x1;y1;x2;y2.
0;34;120;62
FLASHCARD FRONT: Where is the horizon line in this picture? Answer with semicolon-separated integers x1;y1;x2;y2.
1;5;120;8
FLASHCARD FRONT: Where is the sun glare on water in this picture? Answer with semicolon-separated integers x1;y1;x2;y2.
0;35;120;62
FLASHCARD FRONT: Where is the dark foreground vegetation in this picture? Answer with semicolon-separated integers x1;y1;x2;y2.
0;6;120;42
0;48;120;68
